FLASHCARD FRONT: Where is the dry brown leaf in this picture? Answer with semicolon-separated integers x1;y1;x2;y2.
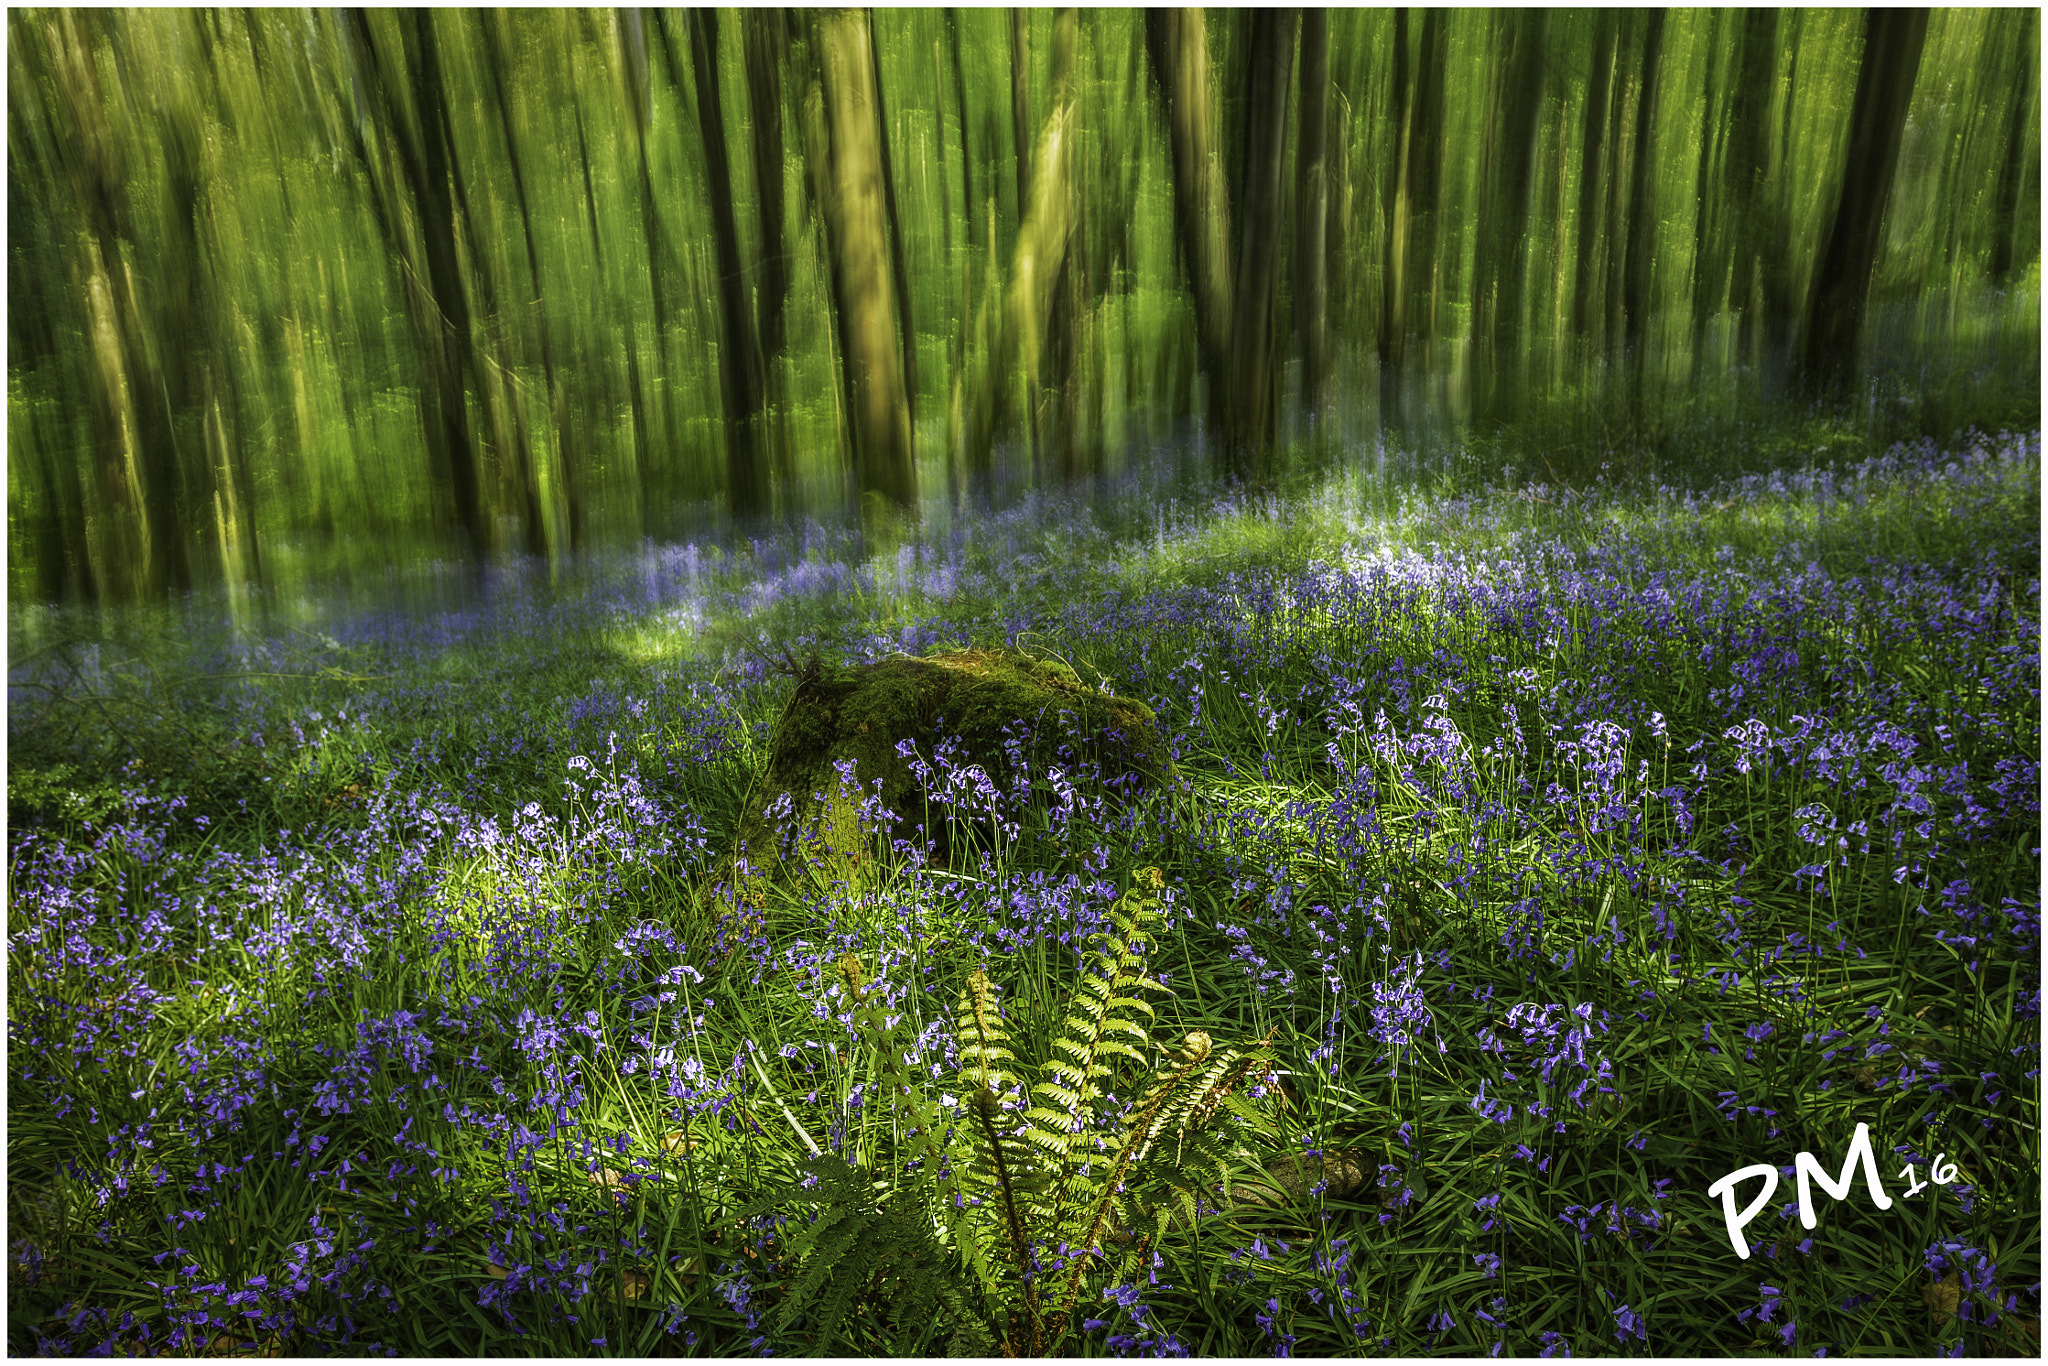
484;1262;508;1280
615;1268;653;1301
1923;1269;1961;1327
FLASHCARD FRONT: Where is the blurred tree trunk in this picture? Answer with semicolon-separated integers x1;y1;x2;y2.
969;7;1077;483
1620;8;1665;394
1756;10;1805;376
743;10;796;508
479;10;573;560
338;8;491;562
1798;8;1929;397
1294;8;1330;423
1377;8;1413;425
1011;8;1032;237
868;12;919;426
1470;9;1547;426
1223;8;1298;481
1046;11;1088;482
1717;9;1778;373
617;7;672;524
812;7;918;525
1145;9;1234;442
930;27;960;503
944;9;988;498
1989;7;2037;285
681;8;767;521
570;96;611;545
946;10;977;259
46;12;193;600
1572;11;1617;346
1405;9;1449;400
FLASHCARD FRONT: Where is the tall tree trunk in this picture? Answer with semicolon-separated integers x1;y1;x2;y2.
1989;7;2037;285
1798;8;1930;397
1471;9;1548;426
479;11;571;560
47;12;192;600
571;95;611;545
744;11;793;366
742;10;795;510
813;7;918;523
1572;11;1617;345
1621;8;1665;393
1378;8;1413;423
1405;9;1450;395
1294;8;1330;422
867;12;918;425
1047;10;1091;481
618;7;673;524
339;8;490;562
968;7;1078;483
1224;8;1299;480
1011;8;1032;234
1145;9;1234;442
681;8;767;520
946;10;977;258
1720;8;1778;370
1686;10;1728;377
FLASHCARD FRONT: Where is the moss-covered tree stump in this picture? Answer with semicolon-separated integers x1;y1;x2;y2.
731;646;1174;885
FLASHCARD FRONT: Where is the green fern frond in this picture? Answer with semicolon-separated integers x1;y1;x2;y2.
740;1154;982;1355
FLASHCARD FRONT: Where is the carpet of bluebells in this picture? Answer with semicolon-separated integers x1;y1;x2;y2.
8;430;2040;1356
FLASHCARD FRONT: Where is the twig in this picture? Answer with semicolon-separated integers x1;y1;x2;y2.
746;1040;823;1158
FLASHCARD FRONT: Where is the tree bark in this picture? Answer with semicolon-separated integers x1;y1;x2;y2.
968;7;1077;482
1011;8;1032;234
867;11;919;421
47;11;193;600
813;7;919;522
1571;11;1616;345
1989;7;2037;285
339;8;490;562
1223;8;1299;479
1719;9;1778;369
1471;9;1547;425
1145;9;1234;439
1405;9;1450;383
1377;8;1413;421
744;12;793;368
479;11;571;560
742;10;795;510
1798;8;1929;396
618;7;673;523
946;9;977;258
1294;8;1330;421
680;8;768;521
1620;8;1665;389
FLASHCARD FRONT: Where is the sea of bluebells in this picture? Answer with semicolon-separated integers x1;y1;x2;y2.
7;429;2040;1355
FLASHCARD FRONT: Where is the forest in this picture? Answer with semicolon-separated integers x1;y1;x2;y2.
6;7;2042;1359
7;7;2038;604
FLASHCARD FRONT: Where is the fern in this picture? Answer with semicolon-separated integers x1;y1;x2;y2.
737;1153;986;1355
993;870;1282;1347
816;869;1286;1356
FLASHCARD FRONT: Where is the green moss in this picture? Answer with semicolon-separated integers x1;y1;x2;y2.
731;646;1174;886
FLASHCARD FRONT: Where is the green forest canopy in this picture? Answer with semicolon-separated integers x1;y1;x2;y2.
6;7;2039;605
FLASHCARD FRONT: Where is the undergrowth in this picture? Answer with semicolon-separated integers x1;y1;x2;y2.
7;430;2039;1356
